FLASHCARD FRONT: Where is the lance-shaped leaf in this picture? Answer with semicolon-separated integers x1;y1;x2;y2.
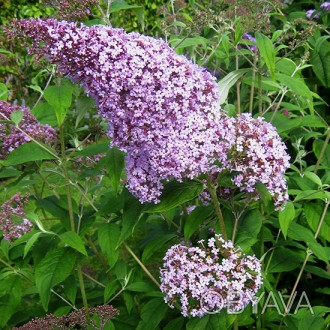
256;32;276;79
217;69;250;105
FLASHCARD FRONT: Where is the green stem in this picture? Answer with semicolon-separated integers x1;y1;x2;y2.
77;264;89;310
233;317;239;330
206;175;227;240
124;243;160;287
257;54;263;115
235;50;241;115
280;201;329;325
314;127;330;174
249;58;257;114
59;124;75;232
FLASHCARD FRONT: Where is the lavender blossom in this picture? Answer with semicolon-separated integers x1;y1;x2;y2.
9;19;234;203
242;33;257;53
160;235;262;317
227;113;290;210
306;9;320;19
321;2;330;11
0;193;33;242
0;101;57;159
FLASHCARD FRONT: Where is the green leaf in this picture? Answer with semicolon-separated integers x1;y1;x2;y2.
310;38;330;87
304;203;330;243
313;139;330;169
184;205;213;241
279;201;295;239
256;32;276;79
63;276;77;306
109;0;142;13
300;115;328;128
276;73;315;114
74;95;96;128
76;140;110;157
186;316;210;330
0;276;22;327
163;317;185;330
186;312;235;330
117;196;144;246
24;232;43;258
263;112;302;133
170;36;210;50
267;246;302;273
304;172;323;189
275;57;297;76
142;234;177;262
35;248;77;311
287;222;329;263
235;209;263;251
98;224;120;268
104;281;120;303
31;102;57;126
107;147;125;193
126;282;156;292
305;265;330;279
144;181;203;213
217;69;250;105
136;298;168;330
10;110;24;126
43;85;73;126
59;231;88;256
276;73;313;99
0;83;8;101
0;168;23;179
0;142;57;166
294;190;330;201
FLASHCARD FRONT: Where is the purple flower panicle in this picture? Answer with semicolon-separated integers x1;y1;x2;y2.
160;235;262;317
0;193;33;241
8;20;289;208
9;18;234;203
0;101;56;159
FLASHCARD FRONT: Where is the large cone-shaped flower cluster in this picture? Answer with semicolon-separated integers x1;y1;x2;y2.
9;19;290;208
10;18;234;203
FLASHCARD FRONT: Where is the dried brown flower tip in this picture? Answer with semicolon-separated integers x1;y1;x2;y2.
13;304;119;330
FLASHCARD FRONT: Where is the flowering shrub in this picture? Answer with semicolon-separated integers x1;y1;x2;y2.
160;235;262;317
0;1;329;329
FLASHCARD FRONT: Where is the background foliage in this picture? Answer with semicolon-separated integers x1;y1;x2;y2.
0;0;330;329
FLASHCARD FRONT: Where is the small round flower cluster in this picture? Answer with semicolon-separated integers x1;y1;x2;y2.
226;114;290;210
160;235;262;317
0;193;33;242
9;19;234;203
0;101;57;159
